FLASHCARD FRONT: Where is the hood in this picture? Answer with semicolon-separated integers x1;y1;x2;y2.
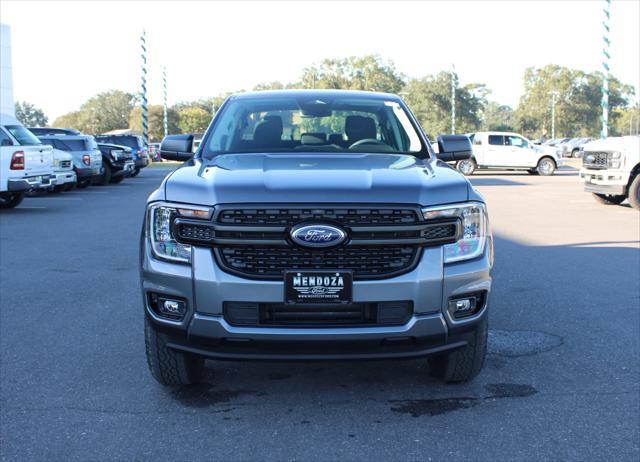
535;144;560;157
583;136;639;154
164;153;470;206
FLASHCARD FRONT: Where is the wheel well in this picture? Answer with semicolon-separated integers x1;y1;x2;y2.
538;156;557;167
627;162;640;188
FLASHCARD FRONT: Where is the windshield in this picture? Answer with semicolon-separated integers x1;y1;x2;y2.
202;95;425;158
97;136;142;150
6;125;42;146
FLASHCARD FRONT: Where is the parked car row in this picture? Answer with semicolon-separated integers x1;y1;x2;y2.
0;114;149;209
540;137;595;158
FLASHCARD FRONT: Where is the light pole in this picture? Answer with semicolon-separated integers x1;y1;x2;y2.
140;30;148;148
162;66;168;138
601;0;611;138
450;64;456;134
550;91;559;139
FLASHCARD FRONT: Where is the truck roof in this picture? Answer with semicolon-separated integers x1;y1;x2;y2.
230;89;403;101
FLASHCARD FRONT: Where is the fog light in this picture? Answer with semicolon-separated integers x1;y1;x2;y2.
448;294;483;319
162;300;184;315
148;293;186;320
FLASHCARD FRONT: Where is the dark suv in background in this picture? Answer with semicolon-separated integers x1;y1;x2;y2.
94;143;135;185
95;134;148;176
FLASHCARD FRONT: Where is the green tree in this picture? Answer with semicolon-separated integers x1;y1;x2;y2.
129;105;179;142
177;107;211;134
53;90;135;134
403;72;487;139
78;90;135;134
52;111;81;129
295;55;405;93
253;81;286;91
482;102;516;132
514;65;634;138
172;92;235;117
15;101;48;127
612;105;640;136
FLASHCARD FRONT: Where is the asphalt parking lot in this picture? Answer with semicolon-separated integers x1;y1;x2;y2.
1;165;638;461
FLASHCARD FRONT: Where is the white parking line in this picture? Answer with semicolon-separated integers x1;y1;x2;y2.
17;206;46;209
28;197;83;201
67;191;108;195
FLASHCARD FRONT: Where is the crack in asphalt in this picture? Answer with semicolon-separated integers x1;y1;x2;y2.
389;383;539;417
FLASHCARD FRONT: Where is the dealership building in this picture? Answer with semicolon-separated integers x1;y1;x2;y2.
1;23;14;116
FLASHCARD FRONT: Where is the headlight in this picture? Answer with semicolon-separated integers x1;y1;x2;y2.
611;151;622;159
422;202;488;263
147;202;214;263
53;159;60;168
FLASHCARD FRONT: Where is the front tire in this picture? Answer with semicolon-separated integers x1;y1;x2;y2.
95;163;111;186
537;157;556;176
428;317;488;383
456;158;477;176
0;193;24;209
131;167;141;177
144;319;205;386
592;193;626;205
628;175;640;210
571;149;581;158
76;179;91;189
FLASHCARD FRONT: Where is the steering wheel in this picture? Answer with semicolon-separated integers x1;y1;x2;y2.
348;138;388;149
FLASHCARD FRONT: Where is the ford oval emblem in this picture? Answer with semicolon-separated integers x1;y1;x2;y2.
290;224;347;248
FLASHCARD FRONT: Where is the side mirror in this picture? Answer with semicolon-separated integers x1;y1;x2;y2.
436;134;472;162
160;134;194;161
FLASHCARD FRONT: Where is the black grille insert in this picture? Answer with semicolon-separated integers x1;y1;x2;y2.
224;301;413;327
217;246;419;280
218;207;419;226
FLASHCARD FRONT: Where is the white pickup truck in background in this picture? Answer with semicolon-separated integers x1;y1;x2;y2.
0;113;55;209
457;131;563;176
579;136;640;209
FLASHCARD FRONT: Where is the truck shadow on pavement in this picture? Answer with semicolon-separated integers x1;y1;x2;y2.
164;233;639;418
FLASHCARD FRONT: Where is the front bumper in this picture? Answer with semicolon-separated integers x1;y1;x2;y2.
8;174;55;192
142;237;493;360
112;160;135;177
134;158;148;169
580;169;627;195
75;167;101;180
54;170;77;186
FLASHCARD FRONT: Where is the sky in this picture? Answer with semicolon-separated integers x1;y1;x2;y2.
1;0;639;121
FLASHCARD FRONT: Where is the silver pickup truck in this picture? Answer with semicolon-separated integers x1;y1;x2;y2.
141;90;493;386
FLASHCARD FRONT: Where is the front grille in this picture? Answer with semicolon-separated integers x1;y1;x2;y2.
60;160;71;169
218;208;419;226
174;206;459;280
217;246;418;280
583;152;609;169
224;301;413;327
